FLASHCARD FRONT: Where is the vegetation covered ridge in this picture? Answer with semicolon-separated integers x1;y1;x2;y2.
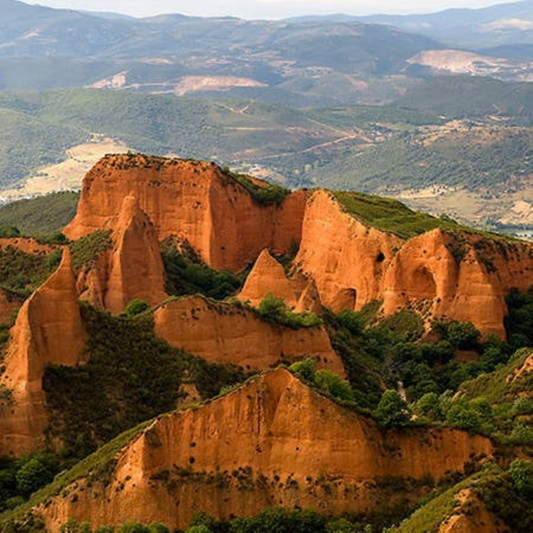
329;189;520;241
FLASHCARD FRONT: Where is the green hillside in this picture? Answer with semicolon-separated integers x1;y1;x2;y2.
0;191;79;234
395;76;533;125
302;123;533;193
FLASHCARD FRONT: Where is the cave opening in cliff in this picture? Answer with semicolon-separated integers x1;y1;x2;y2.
411;266;437;299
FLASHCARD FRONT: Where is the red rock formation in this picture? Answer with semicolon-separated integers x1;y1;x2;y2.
294;278;322;314
74;195;167;313
63;155;533;336
40;368;492;531
238;249;298;307
64;155;307;272
154;295;342;374
294;192;533;338
0;249;86;456
105;195;167;313
382;229;533;338
294;190;403;312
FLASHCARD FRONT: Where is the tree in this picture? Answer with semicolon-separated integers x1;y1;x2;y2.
445;400;482;432
314;370;355;403
413;392;442;421
509;459;533;498
374;390;411;428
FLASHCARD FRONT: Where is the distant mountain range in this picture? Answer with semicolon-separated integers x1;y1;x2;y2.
0;0;533;99
359;0;533;52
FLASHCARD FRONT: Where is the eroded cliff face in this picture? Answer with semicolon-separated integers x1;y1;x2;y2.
154;295;342;374
40;368;492;531
63;155;533;337
0;249;86;456
64;155;307;272
294;190;403;312
74;195;167;313
292;191;533;338
238;249;298;308
381;230;533;338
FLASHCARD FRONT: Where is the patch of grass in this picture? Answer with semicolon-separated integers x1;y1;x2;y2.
460;348;531;404
331;190;461;239
389;471;487;532
69;230;112;272
225;170;291;205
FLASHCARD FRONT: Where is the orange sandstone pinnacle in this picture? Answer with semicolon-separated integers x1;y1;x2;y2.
0;249;86;455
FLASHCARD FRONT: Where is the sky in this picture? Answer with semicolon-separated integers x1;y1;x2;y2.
26;0;522;19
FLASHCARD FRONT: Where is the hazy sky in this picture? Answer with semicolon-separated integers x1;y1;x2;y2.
27;1;521;19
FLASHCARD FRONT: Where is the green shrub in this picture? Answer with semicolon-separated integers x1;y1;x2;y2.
124;299;149;316
413;392;442;421
289;359;355;404
257;293;322;329
0;226;21;238
374;390;412;429
69;230;112;272
160;239;241;300
509;460;533;499
314;369;355;403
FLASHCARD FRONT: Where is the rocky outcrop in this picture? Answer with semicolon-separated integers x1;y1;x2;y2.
238;249;298;308
40;368;492;531
75;195;167;313
438;490;507;533
294;191;533;338
294;278;322;314
154;295;342;374
294;190;403;312
381;229;533;338
0;249;86;456
63;155;533;336
105;195;166;313
64;155;307;272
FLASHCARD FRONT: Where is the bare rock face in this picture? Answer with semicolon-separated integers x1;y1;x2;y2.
40;368;492;531
104;195;167;313
0;249;86;456
294;278;322;314
74;195;167;314
64;155;307;272
295;192;533;338
294;190;403;312
154;295;342;374
382;229;533;338
238;249;298;308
